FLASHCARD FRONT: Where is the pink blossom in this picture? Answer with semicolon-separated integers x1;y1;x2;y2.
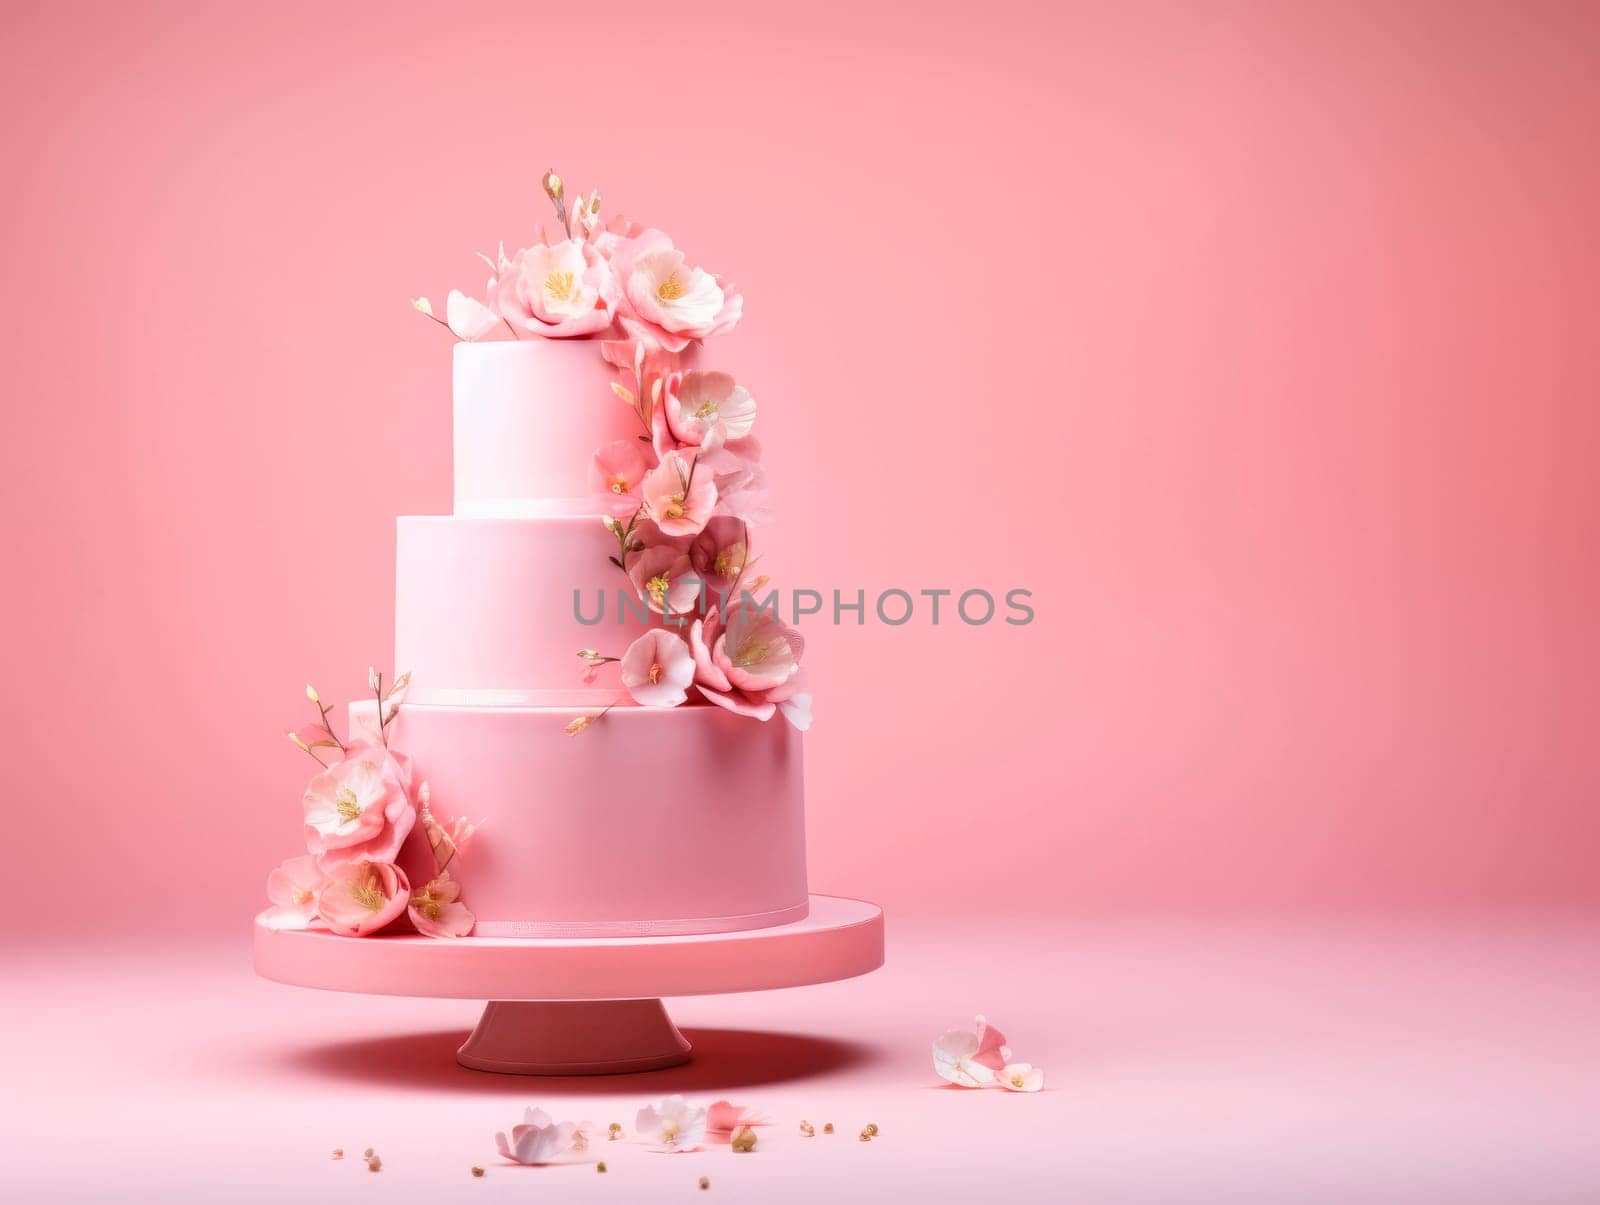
611;230;743;352
634;1095;707;1151
495;1107;577;1165
688;516;753;600
591;439;651;517
641;451;717;538
494;238;619;338
627;544;703;616
408;873;475;938
706;1101;768;1143
620;629;695;708
688;606;808;728
997;1063;1046;1092
931;1015;1017;1087
263;855;325;931
664;371;756;446
316;861;410;937
301;744;416;868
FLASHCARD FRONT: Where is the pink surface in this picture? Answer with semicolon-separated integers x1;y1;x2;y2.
394;515;649;702
253;895;881;1000
379;702;808;935
6;916;1599;1202
7;3;1598;936
453;341;685;514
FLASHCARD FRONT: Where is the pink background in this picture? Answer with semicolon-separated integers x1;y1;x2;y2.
6;0;1599;936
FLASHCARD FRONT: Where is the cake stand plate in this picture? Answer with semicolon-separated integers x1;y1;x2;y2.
254;894;884;1075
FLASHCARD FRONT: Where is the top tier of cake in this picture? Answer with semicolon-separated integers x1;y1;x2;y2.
454;340;684;517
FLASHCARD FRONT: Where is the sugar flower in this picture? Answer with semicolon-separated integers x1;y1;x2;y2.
445;289;500;340
408;873;475;938
263;855;325;930
641;450;717;538
933;1015;1023;1088
620;629;695;708
495;238;619;338
612;229;743;352
635;1096;707;1151
688;603;807;726
316;861;410;938
998;1062;1045;1092
664;371;757;447
591;438;652;518
627;544;703;616
688;517;752;600
301;744;416;868
495;1107;577;1165
706;1101;768;1144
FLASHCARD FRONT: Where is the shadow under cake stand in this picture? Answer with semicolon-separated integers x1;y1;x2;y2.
254;894;884;1075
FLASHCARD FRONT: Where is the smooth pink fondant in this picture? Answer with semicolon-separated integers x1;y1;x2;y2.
453;340;693;515
371;701;808;937
394;515;651;702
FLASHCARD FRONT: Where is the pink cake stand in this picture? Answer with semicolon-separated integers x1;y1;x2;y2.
254;894;883;1076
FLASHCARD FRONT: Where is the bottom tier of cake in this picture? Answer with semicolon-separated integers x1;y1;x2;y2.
360;700;809;938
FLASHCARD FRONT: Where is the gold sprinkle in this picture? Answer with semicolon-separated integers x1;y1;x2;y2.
597;1161;608;1173
731;1126;757;1153
331;1149;344;1160
363;1148;374;1158
608;1122;623;1137
470;1166;485;1178
865;1123;879;1136
799;1120;814;1137
657;276;686;303
699;1176;710;1190
859;1129;872;1142
367;1156;383;1172
823;1122;834;1134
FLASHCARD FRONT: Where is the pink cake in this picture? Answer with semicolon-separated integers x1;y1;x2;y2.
265;175;814;945
377;340;809;936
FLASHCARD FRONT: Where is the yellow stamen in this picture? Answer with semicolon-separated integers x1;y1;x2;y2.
610;475;629;494
664;496;685;520
656;275;686;302
565;715;594;736
647;662;663;685
349;872;386;913
694;399;718;419
647;574;670;606
545;271;575;302
335;786;361;822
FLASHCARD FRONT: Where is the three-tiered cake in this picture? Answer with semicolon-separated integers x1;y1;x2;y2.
380;339;808;937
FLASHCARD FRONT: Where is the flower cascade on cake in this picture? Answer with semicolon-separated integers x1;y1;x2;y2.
416;169;810;734
262;669;481;939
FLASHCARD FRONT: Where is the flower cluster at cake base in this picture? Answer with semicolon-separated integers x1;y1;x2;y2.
411;167;811;733
263;669;481;939
931;1015;1046;1092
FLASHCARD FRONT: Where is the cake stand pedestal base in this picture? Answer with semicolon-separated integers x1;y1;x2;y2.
255;894;884;1077
456;998;691;1075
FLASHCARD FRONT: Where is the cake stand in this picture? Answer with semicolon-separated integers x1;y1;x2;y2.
254;894;883;1075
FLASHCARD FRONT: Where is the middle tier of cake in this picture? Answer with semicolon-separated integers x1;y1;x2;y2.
396;514;651;705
